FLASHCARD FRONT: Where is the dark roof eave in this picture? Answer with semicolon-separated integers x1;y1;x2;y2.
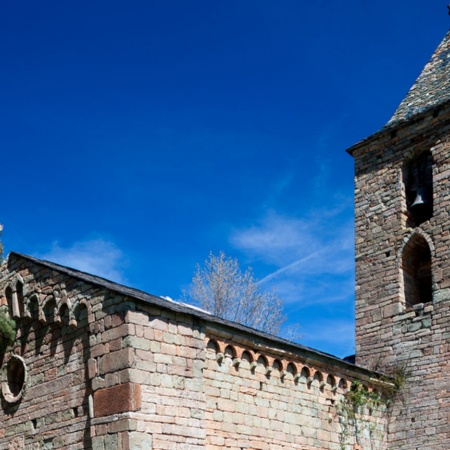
346;99;450;157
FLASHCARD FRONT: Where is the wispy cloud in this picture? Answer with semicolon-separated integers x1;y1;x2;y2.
230;212;321;266
229;207;354;306
229;200;356;357
37;238;128;284
257;250;323;284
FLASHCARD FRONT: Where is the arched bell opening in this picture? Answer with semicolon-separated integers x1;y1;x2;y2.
404;150;434;227
402;233;432;308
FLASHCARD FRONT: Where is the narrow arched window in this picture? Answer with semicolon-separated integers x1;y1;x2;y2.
404;151;433;226
402;234;432;307
16;280;24;318
5;286;13;317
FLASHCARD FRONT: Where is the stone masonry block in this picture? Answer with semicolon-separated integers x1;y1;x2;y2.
99;348;135;375
125;310;149;325
122;431;153;450
383;302;402;318
94;382;142;418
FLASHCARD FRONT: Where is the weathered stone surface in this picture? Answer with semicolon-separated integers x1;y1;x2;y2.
0;252;387;449
94;383;142;417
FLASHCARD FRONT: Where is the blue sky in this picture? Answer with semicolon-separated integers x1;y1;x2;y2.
1;1;449;357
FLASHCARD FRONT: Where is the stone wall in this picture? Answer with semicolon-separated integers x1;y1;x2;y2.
0;254;208;450
0;253;389;449
350;102;450;448
113;306;207;450
0;254;98;449
202;328;388;450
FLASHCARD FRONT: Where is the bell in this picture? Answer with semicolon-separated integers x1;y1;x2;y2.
411;187;428;208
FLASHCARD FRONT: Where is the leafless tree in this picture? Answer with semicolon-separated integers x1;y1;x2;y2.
185;251;287;335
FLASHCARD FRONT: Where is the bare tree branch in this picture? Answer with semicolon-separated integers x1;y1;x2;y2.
184;251;289;336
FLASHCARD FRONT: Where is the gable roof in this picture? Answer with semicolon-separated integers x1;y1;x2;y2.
388;29;450;126
7;251;374;377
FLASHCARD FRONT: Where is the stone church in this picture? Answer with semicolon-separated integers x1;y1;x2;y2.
0;28;449;450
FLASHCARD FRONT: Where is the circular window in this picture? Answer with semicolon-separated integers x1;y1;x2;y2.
2;354;27;403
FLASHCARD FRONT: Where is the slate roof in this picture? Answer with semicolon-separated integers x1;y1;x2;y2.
388;29;450;126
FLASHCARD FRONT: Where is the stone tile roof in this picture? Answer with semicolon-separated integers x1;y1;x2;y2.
388;29;450;126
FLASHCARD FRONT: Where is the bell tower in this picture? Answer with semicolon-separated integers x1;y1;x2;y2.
349;29;450;448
